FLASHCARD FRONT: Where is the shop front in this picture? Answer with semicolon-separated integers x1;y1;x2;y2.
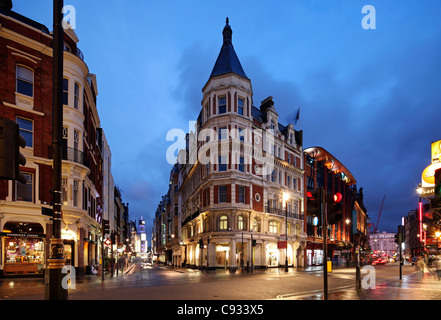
215;243;230;268
61;229;77;267
266;243;279;267
1;222;46;276
305;241;324;266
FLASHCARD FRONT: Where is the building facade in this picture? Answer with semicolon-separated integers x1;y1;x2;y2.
0;4;116;276
369;231;398;258
153;19;307;270
304;147;369;266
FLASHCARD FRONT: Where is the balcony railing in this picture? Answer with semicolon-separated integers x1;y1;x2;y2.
49;145;89;168
63;147;89;167
64;45;84;61
265;206;304;220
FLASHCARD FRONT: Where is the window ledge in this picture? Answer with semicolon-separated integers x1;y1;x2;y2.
3;100;44;116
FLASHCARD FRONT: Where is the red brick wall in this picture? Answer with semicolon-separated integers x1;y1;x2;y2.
252;184;263;212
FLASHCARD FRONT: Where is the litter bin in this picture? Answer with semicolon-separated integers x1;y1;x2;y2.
327;260;332;273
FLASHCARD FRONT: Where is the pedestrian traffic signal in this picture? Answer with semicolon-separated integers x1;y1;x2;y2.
327;192;343;225
0;118;27;184
102;219;110;235
435;168;441;199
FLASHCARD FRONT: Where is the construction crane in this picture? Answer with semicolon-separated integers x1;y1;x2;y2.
370;195;385;233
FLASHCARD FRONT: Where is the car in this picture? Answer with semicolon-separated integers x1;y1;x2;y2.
372;258;387;265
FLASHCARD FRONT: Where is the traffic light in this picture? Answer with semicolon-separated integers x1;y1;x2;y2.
0;118;27;184
435;168;441;199
199;238;204;249
395;225;404;244
252;239;257;247
307;189;322;225
102;219;110;235
327;192;343;225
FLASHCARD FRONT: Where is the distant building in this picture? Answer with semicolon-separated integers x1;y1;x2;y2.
369;231;398;258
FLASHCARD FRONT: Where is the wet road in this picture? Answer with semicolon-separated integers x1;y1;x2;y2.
0;263;416;300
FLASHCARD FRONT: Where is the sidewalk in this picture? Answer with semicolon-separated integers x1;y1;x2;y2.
289;270;441;300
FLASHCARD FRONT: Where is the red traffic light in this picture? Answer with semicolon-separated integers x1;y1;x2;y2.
333;192;342;202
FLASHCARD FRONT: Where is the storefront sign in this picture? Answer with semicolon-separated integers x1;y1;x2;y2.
0;232;45;238
61;229;76;240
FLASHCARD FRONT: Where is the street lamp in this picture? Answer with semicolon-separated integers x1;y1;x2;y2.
436;231;441;255
417;183;424;256
283;191;290;272
345;219;351;266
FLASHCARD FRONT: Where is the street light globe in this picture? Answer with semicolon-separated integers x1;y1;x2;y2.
282;191;290;203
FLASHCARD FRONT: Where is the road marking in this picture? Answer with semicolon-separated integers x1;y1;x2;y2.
275;285;354;299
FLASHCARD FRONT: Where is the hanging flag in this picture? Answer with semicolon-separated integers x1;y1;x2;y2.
294;107;300;125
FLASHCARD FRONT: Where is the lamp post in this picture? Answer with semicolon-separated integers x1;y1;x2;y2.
417;184;424;257
436;231;441;255
345;218;351;266
283;192;290;272
45;0;67;300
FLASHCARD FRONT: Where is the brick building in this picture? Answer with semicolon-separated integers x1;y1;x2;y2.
0;3;113;276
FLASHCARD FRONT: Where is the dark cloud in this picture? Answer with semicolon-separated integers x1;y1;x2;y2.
157;24;441;232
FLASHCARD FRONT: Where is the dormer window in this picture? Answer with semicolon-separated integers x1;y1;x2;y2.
270;119;275;130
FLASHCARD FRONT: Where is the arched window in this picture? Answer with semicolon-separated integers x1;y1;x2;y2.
219;215;228;230
238;216;246;230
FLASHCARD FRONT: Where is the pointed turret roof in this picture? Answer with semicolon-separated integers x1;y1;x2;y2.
209;18;248;79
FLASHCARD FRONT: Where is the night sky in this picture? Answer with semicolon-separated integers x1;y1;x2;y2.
11;0;441;236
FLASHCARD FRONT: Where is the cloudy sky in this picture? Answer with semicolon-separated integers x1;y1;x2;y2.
13;0;441;235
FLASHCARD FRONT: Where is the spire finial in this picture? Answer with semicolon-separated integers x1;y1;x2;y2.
222;17;232;43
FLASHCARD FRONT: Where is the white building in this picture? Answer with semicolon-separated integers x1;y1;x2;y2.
370;231;398;257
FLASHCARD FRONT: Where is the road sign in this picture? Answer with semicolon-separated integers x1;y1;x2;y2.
277;240;287;249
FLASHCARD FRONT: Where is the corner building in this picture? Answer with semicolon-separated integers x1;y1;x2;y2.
0;4;111;276
173;19;306;270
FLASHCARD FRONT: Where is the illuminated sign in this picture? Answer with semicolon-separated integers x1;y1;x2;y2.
61;229;76;240
421;162;441;187
432;139;441;163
